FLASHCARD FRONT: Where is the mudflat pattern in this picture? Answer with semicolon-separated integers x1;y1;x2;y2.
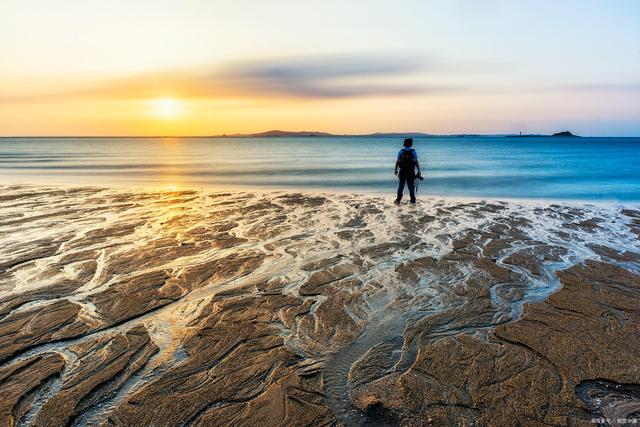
0;185;639;426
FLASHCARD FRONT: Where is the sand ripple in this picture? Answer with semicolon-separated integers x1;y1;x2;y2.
0;185;639;425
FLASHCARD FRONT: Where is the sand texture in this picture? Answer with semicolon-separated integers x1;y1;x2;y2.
0;185;639;426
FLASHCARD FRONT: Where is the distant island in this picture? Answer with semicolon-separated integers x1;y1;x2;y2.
551;131;578;137
225;130;335;137
509;130;580;138
215;129;580;138
218;130;437;138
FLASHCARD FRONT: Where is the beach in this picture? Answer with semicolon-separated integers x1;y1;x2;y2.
4;0;640;424
1;184;639;425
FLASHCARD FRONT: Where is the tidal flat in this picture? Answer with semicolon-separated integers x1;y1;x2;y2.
1;185;639;426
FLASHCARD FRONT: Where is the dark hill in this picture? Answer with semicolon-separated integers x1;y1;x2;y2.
552;131;578;137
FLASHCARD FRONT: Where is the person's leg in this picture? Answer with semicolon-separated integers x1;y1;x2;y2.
408;176;416;203
396;175;406;202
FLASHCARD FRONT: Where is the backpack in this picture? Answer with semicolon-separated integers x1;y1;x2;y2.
399;149;415;172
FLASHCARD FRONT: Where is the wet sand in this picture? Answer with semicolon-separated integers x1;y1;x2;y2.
1;184;639;426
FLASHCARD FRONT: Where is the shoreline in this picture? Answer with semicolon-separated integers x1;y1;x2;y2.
3;181;640;208
0;184;639;424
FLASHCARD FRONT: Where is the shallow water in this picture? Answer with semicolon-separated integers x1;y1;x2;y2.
1;136;639;201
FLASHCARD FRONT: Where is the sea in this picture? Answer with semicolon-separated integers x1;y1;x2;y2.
1;136;639;202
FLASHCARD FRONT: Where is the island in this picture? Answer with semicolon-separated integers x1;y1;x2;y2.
214;130;583;138
217;130;435;138
552;131;578;137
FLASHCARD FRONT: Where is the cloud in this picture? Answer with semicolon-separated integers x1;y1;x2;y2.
1;53;463;103
559;82;640;92
216;54;435;98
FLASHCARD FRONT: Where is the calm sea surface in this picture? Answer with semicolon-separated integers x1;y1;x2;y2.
1;137;639;201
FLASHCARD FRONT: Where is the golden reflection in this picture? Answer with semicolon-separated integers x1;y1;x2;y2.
158;137;186;191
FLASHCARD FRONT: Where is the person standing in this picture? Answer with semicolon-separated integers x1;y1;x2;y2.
394;138;421;204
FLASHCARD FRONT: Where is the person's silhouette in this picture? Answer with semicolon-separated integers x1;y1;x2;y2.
394;138;421;204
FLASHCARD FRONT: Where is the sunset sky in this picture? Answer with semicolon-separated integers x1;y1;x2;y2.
1;0;639;136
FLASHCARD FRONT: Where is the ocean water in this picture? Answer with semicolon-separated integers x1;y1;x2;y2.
1;136;639;201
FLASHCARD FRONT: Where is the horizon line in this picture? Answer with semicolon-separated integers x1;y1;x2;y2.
1;133;638;138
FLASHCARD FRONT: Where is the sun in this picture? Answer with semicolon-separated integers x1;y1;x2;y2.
149;97;184;119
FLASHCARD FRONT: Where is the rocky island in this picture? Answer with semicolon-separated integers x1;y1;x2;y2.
552;131;578;137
